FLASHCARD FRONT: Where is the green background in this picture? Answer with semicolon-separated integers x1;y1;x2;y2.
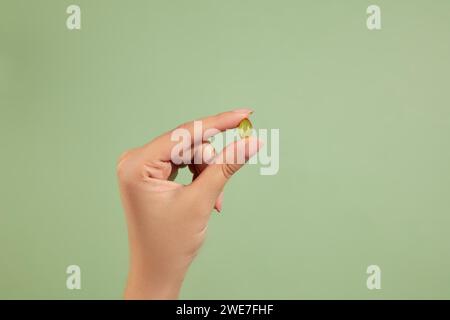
1;0;450;299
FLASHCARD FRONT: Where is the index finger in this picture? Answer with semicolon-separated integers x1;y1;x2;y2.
145;108;253;161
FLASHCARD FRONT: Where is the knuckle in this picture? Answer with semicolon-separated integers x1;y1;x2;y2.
175;121;190;131
221;163;240;179
116;149;137;180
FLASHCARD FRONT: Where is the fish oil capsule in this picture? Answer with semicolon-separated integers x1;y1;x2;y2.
238;118;253;138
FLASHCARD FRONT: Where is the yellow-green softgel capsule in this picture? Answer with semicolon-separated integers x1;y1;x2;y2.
238;118;253;138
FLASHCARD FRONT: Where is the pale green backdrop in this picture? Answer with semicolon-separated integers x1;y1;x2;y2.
1;0;450;299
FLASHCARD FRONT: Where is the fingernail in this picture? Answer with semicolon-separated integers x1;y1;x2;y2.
232;108;254;115
218;192;224;211
215;191;224;213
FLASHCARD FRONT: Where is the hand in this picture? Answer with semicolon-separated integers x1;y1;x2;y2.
117;109;263;299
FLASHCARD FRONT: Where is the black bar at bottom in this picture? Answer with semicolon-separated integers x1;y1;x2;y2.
0;300;447;318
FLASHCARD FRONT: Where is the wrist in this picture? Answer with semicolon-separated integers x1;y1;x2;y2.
124;262;184;300
124;274;182;299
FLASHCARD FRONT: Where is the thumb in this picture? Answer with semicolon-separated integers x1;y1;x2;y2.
191;136;264;199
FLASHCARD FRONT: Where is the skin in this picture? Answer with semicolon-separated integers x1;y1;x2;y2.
117;109;263;299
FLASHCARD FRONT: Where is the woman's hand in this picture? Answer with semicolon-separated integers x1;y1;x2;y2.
117;109;262;299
